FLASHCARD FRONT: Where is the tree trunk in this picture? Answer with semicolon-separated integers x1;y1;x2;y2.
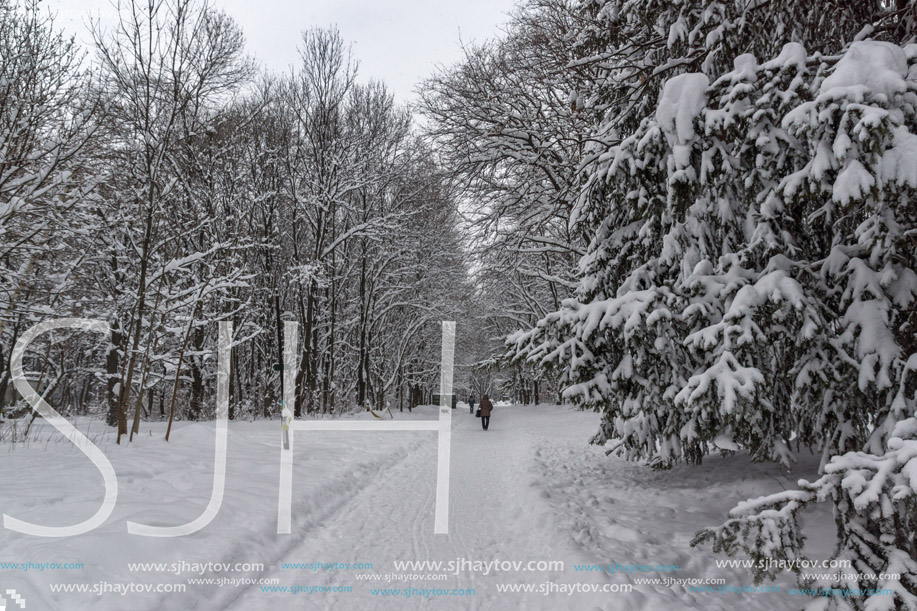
106;322;123;427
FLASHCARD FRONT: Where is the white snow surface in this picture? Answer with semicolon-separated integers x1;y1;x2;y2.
0;405;831;610
820;40;908;100
656;72;710;146
761;42;808;71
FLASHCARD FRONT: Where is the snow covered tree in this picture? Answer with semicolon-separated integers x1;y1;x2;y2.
0;0;101;417
511;33;917;610
90;0;252;439
420;0;598;396
434;1;916;408
1;0;475;437
571;0;908;140
689;40;917;611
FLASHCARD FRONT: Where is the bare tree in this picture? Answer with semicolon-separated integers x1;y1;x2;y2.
91;0;251;442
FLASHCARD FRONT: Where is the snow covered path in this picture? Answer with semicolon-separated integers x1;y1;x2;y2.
0;404;830;610
221;404;614;611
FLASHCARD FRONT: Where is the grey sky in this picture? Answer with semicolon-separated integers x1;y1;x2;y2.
48;0;518;103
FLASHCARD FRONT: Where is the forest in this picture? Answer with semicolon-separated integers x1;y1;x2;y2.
2;1;916;609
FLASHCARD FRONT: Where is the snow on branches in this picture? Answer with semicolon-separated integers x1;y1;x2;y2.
512;37;917;609
695;412;917;611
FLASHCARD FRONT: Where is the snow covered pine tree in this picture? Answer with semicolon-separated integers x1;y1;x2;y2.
510;39;917;611
691;41;917;611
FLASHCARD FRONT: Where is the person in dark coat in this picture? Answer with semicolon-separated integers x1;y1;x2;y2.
478;394;494;430
469;396;475;414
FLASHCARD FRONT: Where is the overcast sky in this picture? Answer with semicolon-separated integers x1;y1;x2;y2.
48;0;518;103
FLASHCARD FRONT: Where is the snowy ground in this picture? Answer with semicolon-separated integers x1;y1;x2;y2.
0;404;832;610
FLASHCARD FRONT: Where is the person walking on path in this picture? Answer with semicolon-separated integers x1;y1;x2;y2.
479;394;493;430
469;396;475;414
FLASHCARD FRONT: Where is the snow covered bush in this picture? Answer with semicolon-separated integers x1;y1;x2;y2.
694;413;917;610
512;37;917;609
